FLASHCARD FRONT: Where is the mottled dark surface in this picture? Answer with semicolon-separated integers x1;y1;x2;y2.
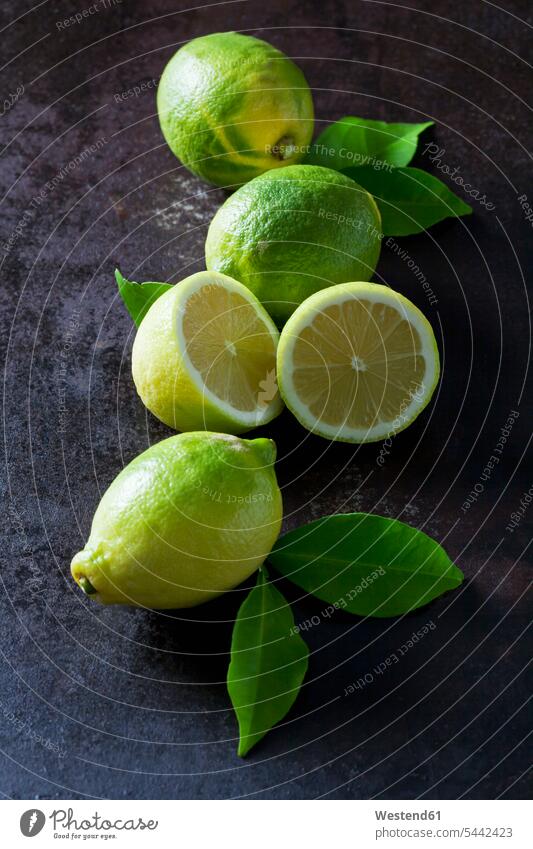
1;0;531;800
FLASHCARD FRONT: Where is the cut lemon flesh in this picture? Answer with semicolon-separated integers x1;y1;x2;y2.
277;282;440;443
132;271;283;434
181;281;279;415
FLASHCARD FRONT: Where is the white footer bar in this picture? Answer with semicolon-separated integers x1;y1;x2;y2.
3;799;529;847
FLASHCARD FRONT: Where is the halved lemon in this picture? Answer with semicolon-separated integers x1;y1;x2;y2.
132;271;283;433
277;282;440;443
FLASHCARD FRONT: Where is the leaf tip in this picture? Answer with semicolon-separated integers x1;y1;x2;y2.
237;741;250;758
237;732;261;758
452;563;465;586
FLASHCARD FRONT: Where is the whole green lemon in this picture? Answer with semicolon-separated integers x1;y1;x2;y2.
156;31;314;187
71;432;282;609
205;164;382;325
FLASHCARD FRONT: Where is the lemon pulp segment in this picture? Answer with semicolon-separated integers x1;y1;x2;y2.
178;276;280;419
278;283;439;443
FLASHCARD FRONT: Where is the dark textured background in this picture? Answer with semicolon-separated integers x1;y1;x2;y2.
1;0;531;799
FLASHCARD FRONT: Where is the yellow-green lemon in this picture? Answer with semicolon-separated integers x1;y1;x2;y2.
157;31;314;187
205;164;382;325
131;270;283;434
277;282;440;443
71;432;282;608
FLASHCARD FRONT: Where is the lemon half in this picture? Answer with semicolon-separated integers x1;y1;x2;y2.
277;282;440;443
132;271;283;434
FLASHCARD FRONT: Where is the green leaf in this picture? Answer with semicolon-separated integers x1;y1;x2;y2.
306;116;433;170
227;567;309;757
268;513;464;618
344;165;472;236
115;268;173;327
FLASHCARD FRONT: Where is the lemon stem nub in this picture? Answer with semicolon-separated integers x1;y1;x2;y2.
79;577;97;595
271;135;296;160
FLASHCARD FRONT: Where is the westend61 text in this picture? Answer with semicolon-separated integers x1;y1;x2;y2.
375;810;441;820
